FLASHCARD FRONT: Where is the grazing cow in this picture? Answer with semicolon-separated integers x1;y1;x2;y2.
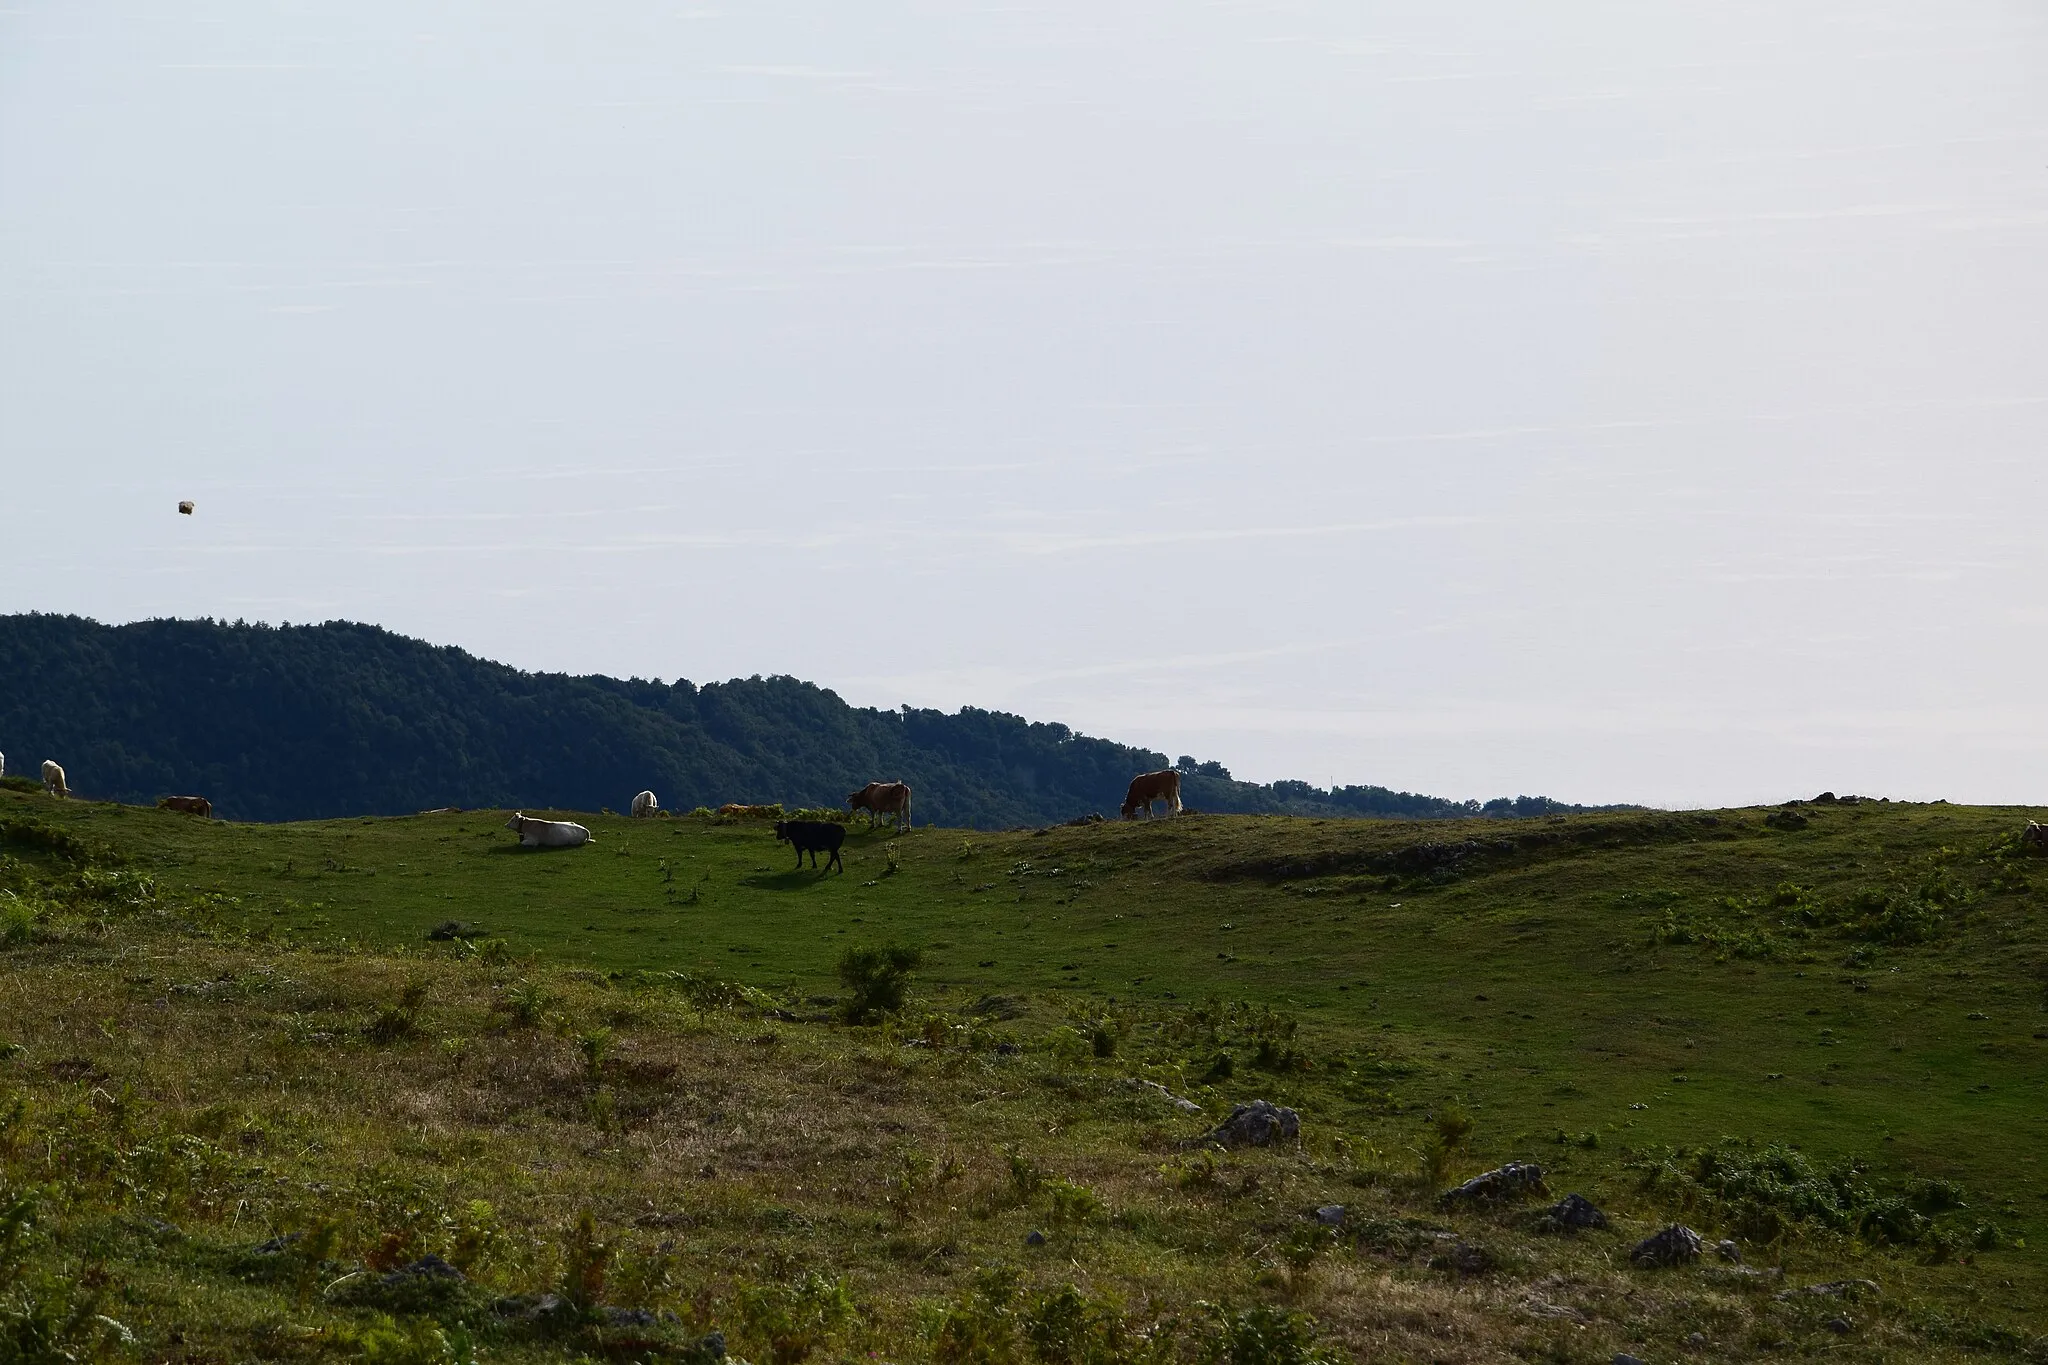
158;795;212;818
631;790;659;818
2022;821;2048;856
775;819;846;873
0;751;5;779
41;760;68;799
1120;769;1182;820
504;811;595;849
847;780;913;831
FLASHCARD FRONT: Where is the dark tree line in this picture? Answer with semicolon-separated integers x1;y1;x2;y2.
0;614;1622;826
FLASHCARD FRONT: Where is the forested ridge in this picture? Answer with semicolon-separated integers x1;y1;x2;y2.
0;614;1614;825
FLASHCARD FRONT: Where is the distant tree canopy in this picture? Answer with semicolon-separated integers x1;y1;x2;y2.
0;614;1623;827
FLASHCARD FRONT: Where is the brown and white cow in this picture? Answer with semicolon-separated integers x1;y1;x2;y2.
1120;769;1182;820
158;795;213;818
41;760;68;799
847;780;912;831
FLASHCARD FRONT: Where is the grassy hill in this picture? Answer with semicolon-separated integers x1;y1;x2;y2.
0;613;1605;827
2;785;2046;1362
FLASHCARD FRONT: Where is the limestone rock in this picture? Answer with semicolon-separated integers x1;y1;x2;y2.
1194;1100;1300;1148
1442;1160;1548;1204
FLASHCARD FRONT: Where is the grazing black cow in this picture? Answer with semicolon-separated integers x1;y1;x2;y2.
775;819;846;873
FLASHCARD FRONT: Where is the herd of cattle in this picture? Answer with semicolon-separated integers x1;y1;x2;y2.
11;749;2048;862
4;750;1189;861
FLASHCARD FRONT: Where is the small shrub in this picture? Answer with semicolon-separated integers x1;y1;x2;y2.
1047;1179;1101;1229
561;1211;611;1310
577;1026;615;1079
447;1200;498;1272
736;1271;856;1365
931;1265;1022;1365
1200;1304;1338;1365
885;1150;963;1225
355;1315;475;1365
1418;1103;1474;1188
362;1005;417;1045
1007;1150;1045;1201
1023;1284;1128;1365
1089;1022;1118;1059
501;980;550;1027
838;944;923;1024
1170;1152;1220;1192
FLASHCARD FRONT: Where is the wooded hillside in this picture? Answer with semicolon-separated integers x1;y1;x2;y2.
0;614;1606;825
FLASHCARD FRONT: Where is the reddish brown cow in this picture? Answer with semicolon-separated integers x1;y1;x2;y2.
1120;769;1182;820
847;780;912;831
158;795;213;818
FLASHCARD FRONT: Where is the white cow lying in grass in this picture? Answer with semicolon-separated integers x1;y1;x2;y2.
630;790;658;818
504;811;594;848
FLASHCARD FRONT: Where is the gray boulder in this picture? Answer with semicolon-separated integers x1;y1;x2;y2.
1630;1223;1703;1267
1538;1192;1608;1231
1442;1161;1548;1204
1194;1100;1300;1148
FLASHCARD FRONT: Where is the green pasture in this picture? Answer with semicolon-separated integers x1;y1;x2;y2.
7;784;2048;1358
13;789;2048;1221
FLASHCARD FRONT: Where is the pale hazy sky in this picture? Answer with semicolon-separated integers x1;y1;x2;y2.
4;2;2045;809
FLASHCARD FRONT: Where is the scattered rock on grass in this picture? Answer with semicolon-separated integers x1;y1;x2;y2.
1776;1278;1879;1301
1713;1238;1742;1263
1535;1192;1608;1232
427;920;484;941
330;1255;472;1313
1826;1316;1853;1334
1313;1204;1346;1228
1025;1229;1046;1247
1765;809;1810;831
1442;1161;1548;1204
383;1254;462;1283
1191;1100;1299;1149
1122;1078;1202;1114
1629;1224;1704;1267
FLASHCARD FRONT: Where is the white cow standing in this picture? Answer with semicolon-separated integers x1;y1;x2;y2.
504;811;593;848
630;790;658;818
41;760;68;798
0;750;5;780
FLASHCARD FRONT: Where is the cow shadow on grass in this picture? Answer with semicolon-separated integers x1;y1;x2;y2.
485;843;588;856
740;867;838;890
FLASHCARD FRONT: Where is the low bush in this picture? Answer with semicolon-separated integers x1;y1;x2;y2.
837;944;922;1024
1631;1140;1992;1251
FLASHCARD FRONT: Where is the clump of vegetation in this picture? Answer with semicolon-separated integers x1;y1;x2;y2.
1417;1104;1474;1191
1632;1140;1999;1253
735;1271;856;1364
837;943;923;1023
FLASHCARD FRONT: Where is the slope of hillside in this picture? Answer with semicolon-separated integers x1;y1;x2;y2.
0;613;1606;826
2;788;2045;1362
